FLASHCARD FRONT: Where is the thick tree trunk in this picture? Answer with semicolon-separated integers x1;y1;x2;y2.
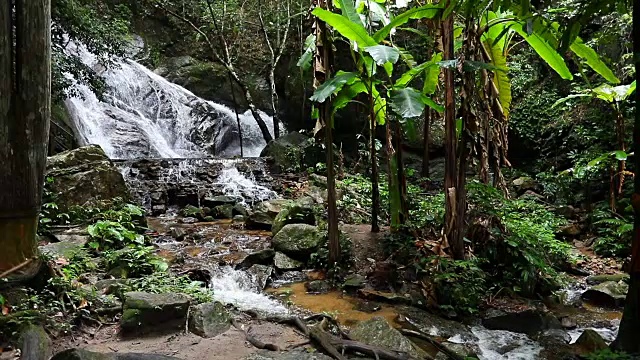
269;70;280;139
0;0;51;277
612;4;640;351
229;69;273;144
314;0;339;263
227;72;244;157
441;1;463;260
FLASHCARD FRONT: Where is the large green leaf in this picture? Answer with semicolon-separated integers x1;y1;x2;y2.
335;0;365;28
626;80;636;98
372;4;442;42
570;38;619;84
310;71;359;103
395;61;436;88
296;34;316;71
364;45;400;65
552;93;592;108
509;21;573;80
592;83;635;103
423;53;442;95
312;8;377;48
333;80;367;114
372;86;386;125
482;29;511;117
390;87;432;118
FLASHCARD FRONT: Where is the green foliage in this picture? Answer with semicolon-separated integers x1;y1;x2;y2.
309;228;354;281
39;177;71;235
88;220;145;251
427;258;487;315
592;205;633;257
585;349;632;360
104;244;168;278
467;182;572;295
124;273;213;304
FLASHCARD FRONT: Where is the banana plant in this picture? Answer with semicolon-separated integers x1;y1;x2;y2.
308;0;444;229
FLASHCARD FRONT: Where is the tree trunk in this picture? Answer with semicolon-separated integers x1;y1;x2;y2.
369;91;380;233
395;120;408;225
0;0;51;277
441;1;463;260
422;108;431;178
227;72;244;157
314;0;339;264
270;70;280;139
229;70;273;144
612;5;640;352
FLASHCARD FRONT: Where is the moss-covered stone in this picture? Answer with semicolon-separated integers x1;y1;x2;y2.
188;302;231;338
120;292;191;334
273;252;303;270
272;224;321;258
213;204;234;219
271;202;316;236
349;317;424;358
246;199;293;230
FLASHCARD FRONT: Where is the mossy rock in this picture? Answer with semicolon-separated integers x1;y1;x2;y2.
120;292;191;334
272;224;322;259
271;202;316;236
188;302;231;338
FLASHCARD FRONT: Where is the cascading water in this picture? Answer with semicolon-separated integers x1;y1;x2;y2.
64;44;279;159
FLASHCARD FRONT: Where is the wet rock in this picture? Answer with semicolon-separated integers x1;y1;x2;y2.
120;292;190;334
581;280;628;308
349;317;424;358
304;186;327;204
233;203;249;216
242;350;332;360
435;343;479;360
573;329;608;354
246;199;293;230
51;233;89;244
272;203;316;236
50;349;181;360
170;227;187;241
181;217;198;224
558;223;583;237
538;329;572;345
481;309;561;335
561;317;577;330
272;224;321;258
20;325;51;360
274;252;303;270
586;273;630;285
46;145;130;211
152;204;166;215
188;302;231;338
247;264;273;291
260;132;313;173
39;240;86;260
233;215;245;222
213;204;234;219
238;249;276;268
181;205;204;219
357;289;411;305
305;280;331;294
202;195;238;207
342;274;367;289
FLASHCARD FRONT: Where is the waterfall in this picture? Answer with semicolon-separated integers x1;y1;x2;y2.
64;44;278;159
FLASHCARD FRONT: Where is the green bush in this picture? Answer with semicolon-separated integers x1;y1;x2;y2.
426;257;487;315
103;244;168;278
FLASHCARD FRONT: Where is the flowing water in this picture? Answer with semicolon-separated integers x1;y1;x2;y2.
64;43;279;159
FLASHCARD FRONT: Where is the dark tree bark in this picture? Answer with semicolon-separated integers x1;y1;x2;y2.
0;0;51;277
612;2;640;352
313;0;339;264
422;108;431;178
441;0;464;260
369;91;380;233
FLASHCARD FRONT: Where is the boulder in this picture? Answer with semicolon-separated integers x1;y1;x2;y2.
349;317;424;358
512;176;539;194
273;252;303;270
538;329;572;346
586;273;630;285
247;264;273;291
272;202;316;236
202;195;238;208
481;309;561;335
558;223;583;237
120;292;190;334
39;238;87;260
260;132;318;173
50;349;181;360
305;280;331;294
581;281;628;308
272;224;322;258
20;325;51;360
242;350;333;360
170;227;187;241
188;302;231;338
246;199;292;230
238;249;276;268
213;204;234;219
233;203;249;216
46;145;130;210
573;329;608;355
342;274;367;290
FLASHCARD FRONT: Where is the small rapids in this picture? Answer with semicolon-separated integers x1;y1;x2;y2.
209;266;288;316
470;327;542;360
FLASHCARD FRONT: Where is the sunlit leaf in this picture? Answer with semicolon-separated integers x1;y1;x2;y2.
310;71;359;103
373;4;442;42
312;8;377;48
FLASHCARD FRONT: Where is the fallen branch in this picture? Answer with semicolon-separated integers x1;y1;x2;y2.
231;319;281;351
0;258;35;279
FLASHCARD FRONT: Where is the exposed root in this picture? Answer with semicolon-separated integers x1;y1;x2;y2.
400;329;463;360
231;319;281;351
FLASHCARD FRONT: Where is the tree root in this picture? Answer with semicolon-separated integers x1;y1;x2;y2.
231;319;281;351
400;329;464;360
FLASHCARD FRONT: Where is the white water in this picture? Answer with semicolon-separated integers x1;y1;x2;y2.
64;44;279;159
214;164;278;205
210;266;288;316
471;326;543;360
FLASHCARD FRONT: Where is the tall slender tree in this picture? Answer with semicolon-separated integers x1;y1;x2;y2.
0;0;51;278
612;1;640;352
313;0;340;264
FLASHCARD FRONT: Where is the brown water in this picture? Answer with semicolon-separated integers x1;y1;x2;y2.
268;282;400;328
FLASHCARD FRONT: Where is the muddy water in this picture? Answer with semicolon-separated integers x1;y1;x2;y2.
268;283;400;328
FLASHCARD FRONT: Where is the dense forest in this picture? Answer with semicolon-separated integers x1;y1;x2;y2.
0;0;638;359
